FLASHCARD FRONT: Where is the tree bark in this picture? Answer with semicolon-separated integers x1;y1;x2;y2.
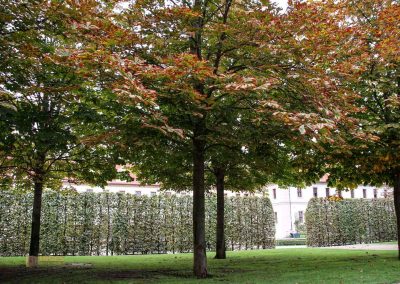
189;0;207;276
215;169;226;259
28;178;44;267
192;126;208;278
393;171;400;260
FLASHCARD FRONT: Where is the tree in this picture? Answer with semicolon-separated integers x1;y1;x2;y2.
285;0;400;256
0;0;120;267
63;0;355;277
110;0;350;275
328;0;400;256
109;0;290;277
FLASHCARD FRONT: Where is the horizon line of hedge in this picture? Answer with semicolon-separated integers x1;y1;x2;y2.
0;190;275;256
306;197;396;247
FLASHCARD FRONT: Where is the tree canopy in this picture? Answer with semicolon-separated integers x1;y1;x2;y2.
0;0;123;266
2;0;398;276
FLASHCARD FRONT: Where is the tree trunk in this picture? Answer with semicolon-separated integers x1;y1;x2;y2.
393;171;400;260
192;130;208;278
189;0;207;276
28;179;44;267
215;169;226;259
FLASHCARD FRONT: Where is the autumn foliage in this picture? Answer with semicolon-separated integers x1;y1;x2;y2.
1;0;400;277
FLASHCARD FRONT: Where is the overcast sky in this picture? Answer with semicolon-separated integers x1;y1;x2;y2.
272;0;288;9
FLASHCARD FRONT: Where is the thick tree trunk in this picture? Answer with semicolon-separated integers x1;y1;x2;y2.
393;171;400;260
189;0;207;275
215;169;226;259
28;179;44;267
192;131;208;278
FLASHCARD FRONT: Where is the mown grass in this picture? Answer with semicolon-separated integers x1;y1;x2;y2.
1;248;400;283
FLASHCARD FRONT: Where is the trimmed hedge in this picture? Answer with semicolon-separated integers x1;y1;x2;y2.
306;198;397;247
276;238;307;246
0;190;275;256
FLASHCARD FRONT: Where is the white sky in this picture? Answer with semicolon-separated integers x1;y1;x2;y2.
272;0;288;9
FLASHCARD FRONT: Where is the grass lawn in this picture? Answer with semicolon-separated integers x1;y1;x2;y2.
1;248;400;283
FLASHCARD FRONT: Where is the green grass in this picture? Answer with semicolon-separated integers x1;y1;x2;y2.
1;248;400;283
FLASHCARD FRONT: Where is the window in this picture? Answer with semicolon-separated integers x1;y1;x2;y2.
135;191;141;196
244;193;249;197
363;188;367;198
298;211;304;223
151;192;156;196
326;188;330;197
297;188;302;198
373;189;378;199
274;212;278;223
118;190;125;194
273;188;277;199
86;188;93;193
313;187;318;198
337;189;342;198
384;189;388;198
351;189;354;198
165;192;172;196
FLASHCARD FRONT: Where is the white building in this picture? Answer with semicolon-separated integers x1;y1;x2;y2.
64;177;242;197
65;165;248;197
65;178;161;196
267;177;390;239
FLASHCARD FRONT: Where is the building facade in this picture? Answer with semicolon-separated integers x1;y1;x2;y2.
267;179;390;238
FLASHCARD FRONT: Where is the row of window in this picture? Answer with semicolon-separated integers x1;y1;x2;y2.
272;187;385;199
311;187;380;199
86;188;386;199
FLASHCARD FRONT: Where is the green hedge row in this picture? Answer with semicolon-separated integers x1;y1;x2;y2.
0;190;275;256
306;198;397;247
276;238;307;246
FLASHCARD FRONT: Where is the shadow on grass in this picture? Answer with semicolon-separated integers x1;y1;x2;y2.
1;249;399;283
96;269;195;280
0;266;215;283
0;266;92;283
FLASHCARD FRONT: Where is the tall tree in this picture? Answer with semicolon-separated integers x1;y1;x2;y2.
0;0;120;267
285;0;400;256
329;0;400;257
65;0;355;277
112;0;287;277
113;0;350;276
